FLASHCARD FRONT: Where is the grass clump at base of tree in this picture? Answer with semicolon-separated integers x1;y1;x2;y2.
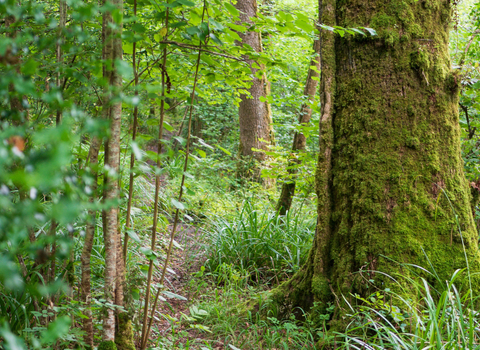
203;200;316;284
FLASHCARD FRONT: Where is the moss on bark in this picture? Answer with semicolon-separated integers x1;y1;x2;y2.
115;313;135;350
269;0;480;329
98;340;117;350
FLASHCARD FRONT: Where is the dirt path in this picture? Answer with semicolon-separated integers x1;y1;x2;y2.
146;223;216;349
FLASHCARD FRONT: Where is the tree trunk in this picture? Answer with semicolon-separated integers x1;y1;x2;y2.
235;0;275;187
80;136;101;349
56;0;66;126
272;0;480;325
100;0;122;347
276;39;321;215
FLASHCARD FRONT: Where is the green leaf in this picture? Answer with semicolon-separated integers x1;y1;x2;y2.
162;290;187;300
209;18;225;31
130;141;143;160
210;33;223;46
186;26;201;35
171;198;185;210
163;121;174;132
224;2;239;17
126;229;141;244
215;144;231;156
0;324;26;350
21;59;40;76
41;316;71;345
201;55;216;66
361;27;377;36
114;59;134;80
205;73;216;83
123;42;134;54
199;22;209;41
131;288;140;300
177;0;195;5
226;23;246;32
294;19;314;32
171;21;188;28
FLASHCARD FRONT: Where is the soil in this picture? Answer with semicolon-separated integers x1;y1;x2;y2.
144;223;221;349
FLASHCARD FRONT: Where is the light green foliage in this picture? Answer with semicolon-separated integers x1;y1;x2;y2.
204;200;315;283
335;268;480;349
2;0;480;348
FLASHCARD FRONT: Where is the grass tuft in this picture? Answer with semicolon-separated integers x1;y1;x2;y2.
203;200;315;283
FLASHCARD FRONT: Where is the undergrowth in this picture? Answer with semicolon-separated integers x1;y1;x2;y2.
203;200;316;284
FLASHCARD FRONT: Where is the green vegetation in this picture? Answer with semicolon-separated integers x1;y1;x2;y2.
2;0;480;349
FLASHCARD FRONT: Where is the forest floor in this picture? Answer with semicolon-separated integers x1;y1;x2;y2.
147;223;219;349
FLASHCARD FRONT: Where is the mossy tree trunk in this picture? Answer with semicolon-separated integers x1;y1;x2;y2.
272;0;480;323
235;0;275;187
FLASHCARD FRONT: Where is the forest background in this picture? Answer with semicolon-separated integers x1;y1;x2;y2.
1;0;480;349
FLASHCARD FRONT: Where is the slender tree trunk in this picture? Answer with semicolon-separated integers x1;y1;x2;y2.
272;0;480;327
276;39;321;215
235;0;275;187
80;136;101;349
122;0;140;263
56;0;66;125
99;0;122;347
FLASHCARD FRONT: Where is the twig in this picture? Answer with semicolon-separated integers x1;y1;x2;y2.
141;1;207;348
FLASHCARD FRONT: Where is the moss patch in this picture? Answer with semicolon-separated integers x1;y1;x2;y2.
98;340;117;350
115;313;135;350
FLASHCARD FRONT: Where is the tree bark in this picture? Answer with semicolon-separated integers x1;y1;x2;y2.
235;0;275;187
272;0;480;325
56;0;66;126
100;0;122;346
80;136;101;349
276;39;321;215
